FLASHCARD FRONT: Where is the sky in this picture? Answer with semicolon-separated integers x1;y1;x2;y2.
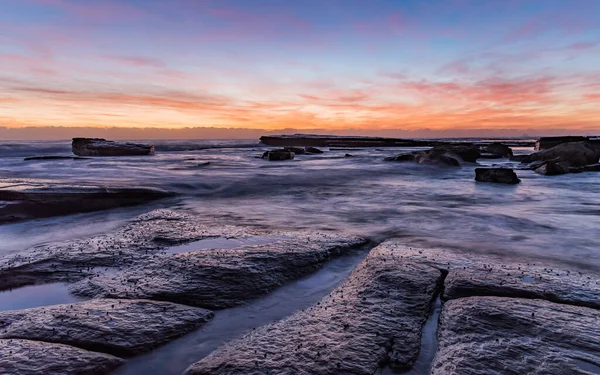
1;0;600;138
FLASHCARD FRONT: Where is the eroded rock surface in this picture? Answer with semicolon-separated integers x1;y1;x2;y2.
431;296;600;375
377;241;600;309
0;299;213;356
0;209;247;290
185;245;443;375
0;339;124;375
70;233;367;309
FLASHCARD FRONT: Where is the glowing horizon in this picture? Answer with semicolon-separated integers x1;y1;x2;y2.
1;0;599;135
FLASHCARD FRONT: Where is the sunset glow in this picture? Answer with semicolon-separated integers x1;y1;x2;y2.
1;0;600;136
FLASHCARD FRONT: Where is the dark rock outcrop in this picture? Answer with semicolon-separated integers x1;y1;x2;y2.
0;339;124;375
431;297;600;375
0;179;174;225
0;209;246;290
474;168;520;184
260;134;437;148
482;143;513;157
535;136;590;150
72;138;154;156
70;233;367;309
533;160;570;175
305;146;324;154
522;141;600;167
184;245;443;375
0;299;213;357
261;149;295;161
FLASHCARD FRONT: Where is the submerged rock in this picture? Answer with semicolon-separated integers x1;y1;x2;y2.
0;209;246;291
70;233;367;309
72;138;155;157
475;168;520;184
184;245;443;375
0;339;124;375
414;149;462;166
431;297;600;375
261;149;295;161
522;141;600;167
0;299;213;357
0;179;174;224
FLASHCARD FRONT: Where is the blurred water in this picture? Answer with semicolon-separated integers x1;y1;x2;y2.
1;139;599;269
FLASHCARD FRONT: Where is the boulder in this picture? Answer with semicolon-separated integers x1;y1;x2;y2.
261;149;295;161
414;149;462;166
535;136;589;150
0;299;213;357
0;339;124;375
305;146;324;154
431;297;600;375
69;233;367;309
534;160;570;175
430;144;481;163
474;168;520;184
72;138;154;157
482;143;513;157
184;246;443;375
283;147;306;155
522;141;600;167
0;209;246;291
0;179;175;224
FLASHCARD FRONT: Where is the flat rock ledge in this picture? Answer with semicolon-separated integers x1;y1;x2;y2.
70;233;368;309
184;245;443;375
0;338;124;375
0;299;213;357
0;209;248;291
0;178;174;224
377;241;600;309
431;296;600;375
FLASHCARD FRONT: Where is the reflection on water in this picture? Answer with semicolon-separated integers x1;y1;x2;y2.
164;235;287;255
0;283;85;312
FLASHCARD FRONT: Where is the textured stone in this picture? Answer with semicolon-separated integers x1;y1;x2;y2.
431;296;600;375
185;245;443;375
70;233;367;309
0;339;124;375
0;299;213;357
0;209;247;290
377;241;600;309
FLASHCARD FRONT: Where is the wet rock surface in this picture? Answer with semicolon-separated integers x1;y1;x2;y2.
431;296;600;375
0;178;174;224
474;168;520;184
0;338;124;375
261;149;295;161
0;209;246;290
533;160;570;175
70;233;367;309
522;141;600;167
72;138;155;157
0;299;213;357
185;245;443;375
377;241;600;309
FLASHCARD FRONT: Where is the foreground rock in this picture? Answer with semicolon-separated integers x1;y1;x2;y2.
260;149;295;161
70;233;367;309
431;296;600;375
378;241;600;309
475;168;520;184
522;141;600;167
0;299;213;356
72;138;155;156
0;179;174;224
0;209;246;290
0;339;124;375
185;245;443;375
